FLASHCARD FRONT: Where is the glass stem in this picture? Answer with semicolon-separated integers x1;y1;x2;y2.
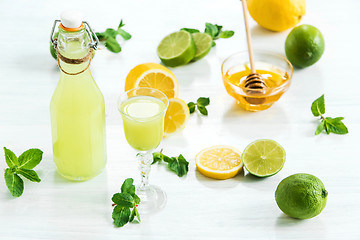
137;151;153;191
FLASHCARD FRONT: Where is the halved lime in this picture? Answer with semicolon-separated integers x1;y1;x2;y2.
241;139;286;177
192;32;212;61
157;30;196;67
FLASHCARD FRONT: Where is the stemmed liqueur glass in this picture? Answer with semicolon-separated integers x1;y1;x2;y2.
117;87;169;213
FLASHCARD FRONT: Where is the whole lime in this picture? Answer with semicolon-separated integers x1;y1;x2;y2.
285;24;325;68
50;32;59;60
275;173;328;219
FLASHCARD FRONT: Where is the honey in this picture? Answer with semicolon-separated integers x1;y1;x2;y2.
223;64;291;111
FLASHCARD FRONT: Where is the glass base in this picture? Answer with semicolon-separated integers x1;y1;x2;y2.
136;185;167;214
237;100;273;111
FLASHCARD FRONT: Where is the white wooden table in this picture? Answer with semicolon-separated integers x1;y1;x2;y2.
1;0;360;239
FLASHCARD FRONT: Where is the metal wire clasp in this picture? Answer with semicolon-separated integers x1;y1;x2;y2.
50;20;99;50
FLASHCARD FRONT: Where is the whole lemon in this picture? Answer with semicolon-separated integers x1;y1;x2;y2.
247;0;306;32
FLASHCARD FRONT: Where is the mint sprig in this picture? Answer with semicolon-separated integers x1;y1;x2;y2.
3;147;43;197
95;20;131;53
112;178;141;228
188;97;210;116
311;95;348;135
152;150;189;177
181;23;234;47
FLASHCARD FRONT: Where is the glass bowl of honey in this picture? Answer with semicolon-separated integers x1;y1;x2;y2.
221;50;293;111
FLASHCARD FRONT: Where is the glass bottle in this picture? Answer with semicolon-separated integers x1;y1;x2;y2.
50;11;106;181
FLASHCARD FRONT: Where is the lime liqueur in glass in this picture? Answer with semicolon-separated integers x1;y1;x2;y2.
118;87;168;213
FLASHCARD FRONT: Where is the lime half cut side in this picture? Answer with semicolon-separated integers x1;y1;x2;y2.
157;30;196;67
192;32;212;61
241;139;286;177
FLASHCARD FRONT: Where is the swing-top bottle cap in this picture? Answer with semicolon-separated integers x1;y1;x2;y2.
60;10;83;29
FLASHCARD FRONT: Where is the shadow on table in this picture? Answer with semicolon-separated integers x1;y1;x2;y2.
251;25;285;38
241;172;269;182
276;213;305;227
221;101;289;138
195;167;276;190
167;59;212;88
194;169;244;189
162;131;189;148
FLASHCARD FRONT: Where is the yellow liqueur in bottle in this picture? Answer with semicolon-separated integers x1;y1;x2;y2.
50;11;106;181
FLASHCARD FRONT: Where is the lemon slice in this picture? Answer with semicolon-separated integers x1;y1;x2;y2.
241;139;286;177
125;63;179;99
164;98;190;136
195;145;243;180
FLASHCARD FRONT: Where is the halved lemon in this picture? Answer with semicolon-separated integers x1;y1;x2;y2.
195;145;243;180
125;63;179;99
164;98;190;136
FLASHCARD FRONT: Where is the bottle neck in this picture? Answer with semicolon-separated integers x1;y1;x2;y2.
57;27;93;76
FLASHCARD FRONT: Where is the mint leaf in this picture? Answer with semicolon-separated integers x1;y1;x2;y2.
219;30;234;39
95;32;106;41
112;193;134;208
152;152;163;164
4;169;24;197
129;207;141;222
324;120;330;134
162;154;174;164
152;152;172;164
167;154;189;177
118;29;132;40
4;147;19;168
329;117;344;122
311;94;325;117
134;207;141;222
112;206;130;227
18;148;43;170
104;28;118;39
121;178;135;196
129;207;136;222
188;102;196;114
188;97;210;115
152;152;189;177
212;41;216;47
197;97;210;107
213;24;223;38
133;194;141;205
181;28;200;34
311;95;348;135
111;178;140;228
315;121;325;135
204;23;218;38
95;20;131;54
16;169;41;182
197;105;208;116
118;19;125;29
325;117;348;135
105;37;122;53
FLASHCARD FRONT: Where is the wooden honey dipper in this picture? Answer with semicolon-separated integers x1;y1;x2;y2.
241;0;267;103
